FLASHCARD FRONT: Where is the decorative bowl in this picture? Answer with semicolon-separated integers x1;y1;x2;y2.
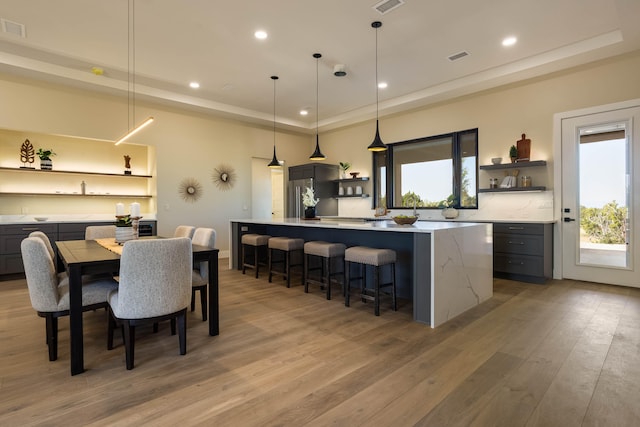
491;157;502;165
349;172;360;178
392;216;418;225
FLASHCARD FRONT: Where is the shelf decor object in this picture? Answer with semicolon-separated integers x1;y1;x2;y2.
179;177;203;203
36;148;55;170
20;138;35;169
212;164;236;191
124;155;132;175
516;133;531;162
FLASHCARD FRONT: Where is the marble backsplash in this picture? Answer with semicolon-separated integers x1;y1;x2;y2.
339;191;555;222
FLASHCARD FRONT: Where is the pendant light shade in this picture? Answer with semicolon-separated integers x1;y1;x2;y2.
115;0;153;145
267;75;282;168
367;21;387;152
309;53;326;161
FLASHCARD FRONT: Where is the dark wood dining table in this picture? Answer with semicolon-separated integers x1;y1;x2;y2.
56;238;219;376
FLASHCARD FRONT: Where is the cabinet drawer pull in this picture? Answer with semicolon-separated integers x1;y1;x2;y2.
508;241;525;245
508;226;525;230
507;260;525;265
21;227;40;231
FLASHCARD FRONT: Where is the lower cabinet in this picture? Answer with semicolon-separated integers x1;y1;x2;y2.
493;222;553;284
0;220;156;278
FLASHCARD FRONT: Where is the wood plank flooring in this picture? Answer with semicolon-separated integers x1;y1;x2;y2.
1;261;639;426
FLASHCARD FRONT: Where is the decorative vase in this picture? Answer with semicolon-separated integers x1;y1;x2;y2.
115;226;134;244
40;159;52;170
304;206;316;219
442;207;459;219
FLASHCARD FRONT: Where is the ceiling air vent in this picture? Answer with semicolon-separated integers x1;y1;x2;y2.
1;18;26;37
448;51;470;62
373;0;404;15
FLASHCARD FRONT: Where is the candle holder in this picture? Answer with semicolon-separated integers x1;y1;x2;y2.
131;216;142;239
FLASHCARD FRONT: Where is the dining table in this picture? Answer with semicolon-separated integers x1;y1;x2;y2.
56;237;219;376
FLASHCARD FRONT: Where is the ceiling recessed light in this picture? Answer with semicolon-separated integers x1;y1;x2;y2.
254;30;268;40
502;36;517;47
299;110;308;116
189;82;200;89
378;82;388;89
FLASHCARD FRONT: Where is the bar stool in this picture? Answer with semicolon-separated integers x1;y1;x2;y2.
303;241;346;300
268;237;304;287
241;234;271;278
345;246;397;316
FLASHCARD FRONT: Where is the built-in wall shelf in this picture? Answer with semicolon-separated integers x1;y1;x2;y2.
333;177;370;183
0;192;152;198
0;167;152;178
479;160;546;170
478;186;546;193
335;194;370;198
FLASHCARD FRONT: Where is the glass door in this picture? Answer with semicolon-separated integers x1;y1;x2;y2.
561;106;639;286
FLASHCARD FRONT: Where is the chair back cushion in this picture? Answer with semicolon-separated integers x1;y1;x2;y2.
173;225;195;239
192;228;216;282
85;225;116;240
111;237;192;319
29;231;56;260
21;237;60;312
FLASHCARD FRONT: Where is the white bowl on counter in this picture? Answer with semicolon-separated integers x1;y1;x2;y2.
34;217;48;222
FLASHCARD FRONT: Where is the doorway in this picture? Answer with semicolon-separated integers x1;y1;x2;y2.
558;102;639;287
251;157;285;220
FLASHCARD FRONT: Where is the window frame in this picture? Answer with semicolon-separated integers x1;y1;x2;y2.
372;128;478;210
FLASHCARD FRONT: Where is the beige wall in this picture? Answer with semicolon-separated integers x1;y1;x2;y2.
2;51;640;251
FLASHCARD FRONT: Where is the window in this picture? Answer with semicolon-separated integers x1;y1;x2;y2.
373;128;478;209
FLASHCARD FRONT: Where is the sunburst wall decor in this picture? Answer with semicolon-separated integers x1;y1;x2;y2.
179;177;203;203
212;164;236;191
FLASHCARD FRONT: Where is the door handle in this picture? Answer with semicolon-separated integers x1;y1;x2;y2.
563;217;576;222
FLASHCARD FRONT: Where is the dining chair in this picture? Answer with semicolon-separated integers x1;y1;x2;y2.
107;237;192;370
21;237;119;361
191;227;216;321
85;225;116;240
173;225;195;239
28;230;68;280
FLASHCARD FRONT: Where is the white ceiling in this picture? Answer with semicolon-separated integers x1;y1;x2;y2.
1;0;639;133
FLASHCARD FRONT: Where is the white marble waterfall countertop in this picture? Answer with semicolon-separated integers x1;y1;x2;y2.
232;217;484;234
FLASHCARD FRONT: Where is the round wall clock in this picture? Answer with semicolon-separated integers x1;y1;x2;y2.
179;178;203;203
212;164;236;191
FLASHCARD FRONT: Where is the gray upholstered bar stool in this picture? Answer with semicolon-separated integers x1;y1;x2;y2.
344;246;397;316
268;237;304;287
303;241;346;300
241;233;271;278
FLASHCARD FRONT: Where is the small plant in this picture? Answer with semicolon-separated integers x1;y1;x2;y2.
302;187;319;207
115;214;132;227
36;148;56;160
339;162;351;172
509;145;518;159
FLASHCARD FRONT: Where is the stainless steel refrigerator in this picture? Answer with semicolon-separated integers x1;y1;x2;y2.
287;164;338;218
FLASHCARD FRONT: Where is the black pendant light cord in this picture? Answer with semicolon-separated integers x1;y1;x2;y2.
309;53;325;160
268;75;281;167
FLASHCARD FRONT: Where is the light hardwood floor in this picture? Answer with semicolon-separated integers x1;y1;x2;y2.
1;260;639;426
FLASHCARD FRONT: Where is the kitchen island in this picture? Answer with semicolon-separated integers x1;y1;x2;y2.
230;218;492;327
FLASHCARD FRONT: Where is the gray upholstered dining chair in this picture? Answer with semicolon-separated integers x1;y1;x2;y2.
173;225;195;239
85;225;116;240
28;230;67;280
107;237;192;370
191;227;216;321
21;237;119;361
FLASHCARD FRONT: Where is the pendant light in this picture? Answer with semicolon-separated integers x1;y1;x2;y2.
267;75;282;168
115;0;153;146
309;53;326;161
367;21;387;152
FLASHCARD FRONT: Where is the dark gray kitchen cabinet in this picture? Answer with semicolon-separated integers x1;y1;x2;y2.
493;222;553;284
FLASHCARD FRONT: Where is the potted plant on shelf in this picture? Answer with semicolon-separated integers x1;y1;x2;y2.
339;162;351;179
509;145;518;163
302;186;319;219
36;148;56;170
